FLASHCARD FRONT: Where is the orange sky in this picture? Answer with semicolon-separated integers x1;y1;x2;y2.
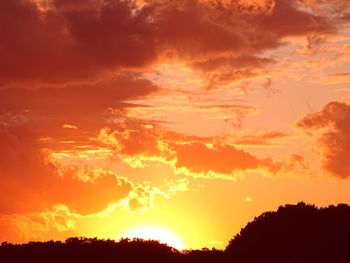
1;0;350;249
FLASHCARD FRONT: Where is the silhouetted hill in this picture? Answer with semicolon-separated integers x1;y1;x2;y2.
225;202;350;263
1;203;350;263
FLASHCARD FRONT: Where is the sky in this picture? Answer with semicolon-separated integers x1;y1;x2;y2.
1;0;350;250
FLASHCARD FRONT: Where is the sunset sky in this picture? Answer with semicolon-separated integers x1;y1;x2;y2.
1;0;350;250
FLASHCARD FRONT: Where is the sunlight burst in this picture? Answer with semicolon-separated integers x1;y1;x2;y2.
122;226;185;250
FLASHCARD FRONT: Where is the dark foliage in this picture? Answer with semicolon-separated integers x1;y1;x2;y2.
225;202;350;263
0;238;185;263
1;203;350;263
183;247;224;263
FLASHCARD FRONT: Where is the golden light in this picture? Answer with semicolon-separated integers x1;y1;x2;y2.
122;226;185;250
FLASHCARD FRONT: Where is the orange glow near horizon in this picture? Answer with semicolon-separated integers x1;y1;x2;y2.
121;226;185;250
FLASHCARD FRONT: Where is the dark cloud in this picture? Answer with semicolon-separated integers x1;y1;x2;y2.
298;101;350;178
0;74;159;115
0;74;160;141
0;0;157;85
0;0;339;87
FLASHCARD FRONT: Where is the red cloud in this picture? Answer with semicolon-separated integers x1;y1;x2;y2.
0;74;160;145
172;142;259;174
0;0;157;85
97;124;307;179
0;0;339;87
0;123;131;215
0;74;159;115
298;101;350;178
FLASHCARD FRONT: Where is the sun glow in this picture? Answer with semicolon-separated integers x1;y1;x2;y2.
122;226;185;250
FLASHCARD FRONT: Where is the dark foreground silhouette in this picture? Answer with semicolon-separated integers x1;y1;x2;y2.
1;203;350;263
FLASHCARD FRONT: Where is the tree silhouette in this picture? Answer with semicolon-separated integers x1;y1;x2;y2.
225;202;350;263
0;237;183;263
1;203;350;263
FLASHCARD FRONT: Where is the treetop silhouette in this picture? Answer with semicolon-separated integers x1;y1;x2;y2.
1;202;350;263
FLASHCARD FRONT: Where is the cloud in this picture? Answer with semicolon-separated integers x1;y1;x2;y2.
62;124;78;130
190;54;276;90
301;0;350;18
0;74;162;215
0;119;171;217
324;73;350;84
51;167;133;215
0;0;339;87
172;143;259;175
228;130;290;146
0;74;159;117
297;101;350;178
126;103;258;129
0;0;158;85
0;124;56;214
123;183;156;214
0;205;77;243
96;124;308;180
328;73;350;78
0;73;160;156
191;55;275;73
0;122;133;215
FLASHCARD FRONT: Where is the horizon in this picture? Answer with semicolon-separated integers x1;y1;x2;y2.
1;0;350;250
1;202;349;251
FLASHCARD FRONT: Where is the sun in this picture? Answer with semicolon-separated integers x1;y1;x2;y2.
122;226;185;250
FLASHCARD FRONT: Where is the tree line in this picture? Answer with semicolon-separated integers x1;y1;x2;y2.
1;202;350;263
